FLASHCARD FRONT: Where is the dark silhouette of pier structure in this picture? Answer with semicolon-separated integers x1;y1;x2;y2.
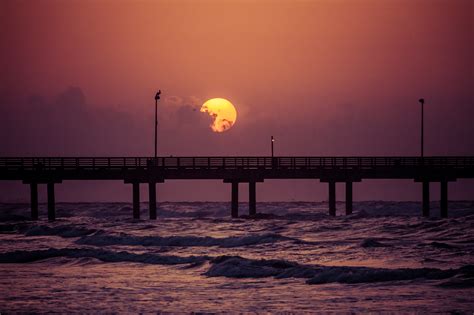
1;156;473;220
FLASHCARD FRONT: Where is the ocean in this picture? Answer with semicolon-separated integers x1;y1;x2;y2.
1;201;473;312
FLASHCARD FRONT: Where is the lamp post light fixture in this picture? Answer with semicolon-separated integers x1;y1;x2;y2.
154;90;161;161
418;98;424;158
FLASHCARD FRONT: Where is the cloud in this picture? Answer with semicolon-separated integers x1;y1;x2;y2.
164;95;203;109
164;95;183;107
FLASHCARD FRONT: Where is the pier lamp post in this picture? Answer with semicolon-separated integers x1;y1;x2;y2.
154;90;161;161
419;98;424;159
271;136;274;158
271;136;275;168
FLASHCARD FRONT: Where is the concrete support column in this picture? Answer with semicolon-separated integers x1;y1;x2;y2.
422;181;430;217
329;181;336;216
345;181;353;215
30;183;38;220
231;181;239;218
440;181;448;218
132;182;140;219
47;182;56;221
149;182;157;220
249;181;256;216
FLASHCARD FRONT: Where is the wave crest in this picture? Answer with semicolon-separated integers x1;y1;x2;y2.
25;225;97;238
1;249;472;287
0;248;207;266
75;232;294;248
205;255;474;286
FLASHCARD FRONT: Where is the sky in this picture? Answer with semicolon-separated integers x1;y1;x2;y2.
0;0;473;202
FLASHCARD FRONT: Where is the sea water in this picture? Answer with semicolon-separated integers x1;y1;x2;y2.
1;201;473;312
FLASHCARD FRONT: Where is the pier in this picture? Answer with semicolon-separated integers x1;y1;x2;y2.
1;156;473;220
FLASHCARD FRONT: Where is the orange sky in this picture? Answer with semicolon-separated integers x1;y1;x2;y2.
2;0;472;111
0;0;473;201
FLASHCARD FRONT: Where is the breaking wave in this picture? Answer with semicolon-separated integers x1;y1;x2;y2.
75;232;295;248
24;225;97;238
204;255;474;286
1;248;472;287
0;248;207;266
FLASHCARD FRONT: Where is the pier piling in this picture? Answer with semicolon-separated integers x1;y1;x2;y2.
30;183;38;220
345;181;353;215
440;181;448;218
231;181;239;218
132;182;140;219
249;181;256;216
47;182;55;221
329;181;336;216
422;181;430;217
149;182;157;220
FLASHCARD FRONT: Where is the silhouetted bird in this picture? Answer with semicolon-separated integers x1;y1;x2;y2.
155;90;161;101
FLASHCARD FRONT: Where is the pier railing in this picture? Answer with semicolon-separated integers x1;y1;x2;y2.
1;156;473;171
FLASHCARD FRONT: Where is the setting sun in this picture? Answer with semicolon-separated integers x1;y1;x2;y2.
200;98;237;133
